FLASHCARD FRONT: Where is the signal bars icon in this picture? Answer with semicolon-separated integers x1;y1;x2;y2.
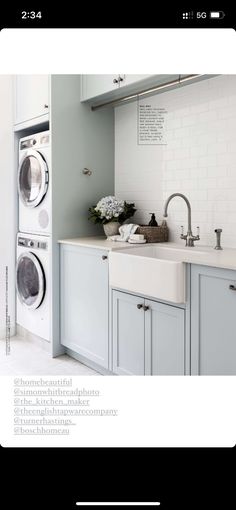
182;12;194;19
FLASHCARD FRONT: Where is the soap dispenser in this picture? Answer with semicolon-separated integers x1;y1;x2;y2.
148;213;158;227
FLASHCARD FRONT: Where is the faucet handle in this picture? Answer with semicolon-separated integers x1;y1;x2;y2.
214;228;223;250
180;225;187;240
192;226;200;242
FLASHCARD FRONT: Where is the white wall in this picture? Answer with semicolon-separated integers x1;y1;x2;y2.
115;75;236;248
0;76;15;338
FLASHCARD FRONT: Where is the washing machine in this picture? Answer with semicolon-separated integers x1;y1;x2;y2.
16;233;51;341
18;131;51;235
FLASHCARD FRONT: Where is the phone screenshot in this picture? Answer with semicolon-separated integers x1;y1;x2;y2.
0;7;235;509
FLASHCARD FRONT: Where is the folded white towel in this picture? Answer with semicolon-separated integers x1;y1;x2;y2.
108;223;139;242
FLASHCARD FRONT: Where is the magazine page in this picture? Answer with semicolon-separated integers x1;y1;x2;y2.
0;7;236;508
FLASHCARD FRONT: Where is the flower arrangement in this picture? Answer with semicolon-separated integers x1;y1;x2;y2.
88;196;136;225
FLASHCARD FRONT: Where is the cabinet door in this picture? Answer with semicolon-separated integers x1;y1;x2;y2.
113;291;145;375
191;265;236;375
15;75;49;124
60;245;109;368
80;75;119;101
145;300;185;375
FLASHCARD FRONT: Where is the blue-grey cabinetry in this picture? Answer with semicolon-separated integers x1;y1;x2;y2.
112;292;146;375
191;264;236;375
112;290;185;375
60;244;109;369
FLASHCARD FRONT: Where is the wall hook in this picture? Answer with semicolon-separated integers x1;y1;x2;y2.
82;168;92;176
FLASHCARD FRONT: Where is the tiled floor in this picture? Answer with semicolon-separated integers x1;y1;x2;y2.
0;336;100;376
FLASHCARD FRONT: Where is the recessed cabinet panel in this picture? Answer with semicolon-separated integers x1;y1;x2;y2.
145;300;185;375
191;264;236;375
15;75;49;124
113;291;145;375
81;75;119;101
60;245;109;369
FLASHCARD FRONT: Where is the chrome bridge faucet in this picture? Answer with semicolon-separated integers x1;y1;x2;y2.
163;193;200;247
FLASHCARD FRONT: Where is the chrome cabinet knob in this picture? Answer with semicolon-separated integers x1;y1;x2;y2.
113;78;119;84
137;304;143;309
143;305;149;311
102;255;108;260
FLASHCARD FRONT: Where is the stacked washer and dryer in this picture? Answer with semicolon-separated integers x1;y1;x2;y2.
16;131;51;342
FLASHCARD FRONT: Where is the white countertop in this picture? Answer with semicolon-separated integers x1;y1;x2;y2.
58;237;236;271
142;242;236;271
58;236;137;251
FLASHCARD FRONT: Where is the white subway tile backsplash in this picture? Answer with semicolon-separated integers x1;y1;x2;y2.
208;142;227;155
227;167;236;178
199;154;217;167
115;75;236;248
217;178;236;189
207;165;227;177
218;106;236;119
227;142;236;154
173;147;190;159
190;145;207;157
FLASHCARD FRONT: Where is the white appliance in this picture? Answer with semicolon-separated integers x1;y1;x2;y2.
16;233;51;341
18;131;51;235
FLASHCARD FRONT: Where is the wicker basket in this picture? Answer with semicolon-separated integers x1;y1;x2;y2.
136;225;168;243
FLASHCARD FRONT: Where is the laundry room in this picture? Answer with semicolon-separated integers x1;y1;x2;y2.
1;74;236;376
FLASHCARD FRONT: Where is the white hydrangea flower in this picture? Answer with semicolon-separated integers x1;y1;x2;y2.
95;196;125;220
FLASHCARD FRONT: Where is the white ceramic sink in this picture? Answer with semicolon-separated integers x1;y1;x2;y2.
109;245;187;303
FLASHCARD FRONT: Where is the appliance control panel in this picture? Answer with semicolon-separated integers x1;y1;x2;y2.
18;237;48;250
20;131;50;151
20;138;37;149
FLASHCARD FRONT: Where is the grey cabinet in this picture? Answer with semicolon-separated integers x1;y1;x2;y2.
60;245;109;369
51;75;114;357
191;264;236;375
145;299;185;376
80;74;152;102
81;75;119;101
14;75;49;124
112;290;185;376
112;292;146;375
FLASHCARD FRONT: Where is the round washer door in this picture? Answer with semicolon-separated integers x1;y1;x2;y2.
16;252;45;309
18;150;49;208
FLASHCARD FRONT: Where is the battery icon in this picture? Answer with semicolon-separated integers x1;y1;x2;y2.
210;11;225;19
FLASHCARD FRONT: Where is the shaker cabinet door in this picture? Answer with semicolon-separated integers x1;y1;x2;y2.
60;245;109;369
80;75;119;101
145;300;185;375
15;75;49;124
191;264;236;375
112;291;145;375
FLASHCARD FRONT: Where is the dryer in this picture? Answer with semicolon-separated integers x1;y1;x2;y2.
16;233;51;341
18;131;51;235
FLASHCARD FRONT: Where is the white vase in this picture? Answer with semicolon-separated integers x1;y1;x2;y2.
103;222;120;238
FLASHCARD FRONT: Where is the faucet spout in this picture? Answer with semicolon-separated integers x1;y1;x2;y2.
163;193;199;247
